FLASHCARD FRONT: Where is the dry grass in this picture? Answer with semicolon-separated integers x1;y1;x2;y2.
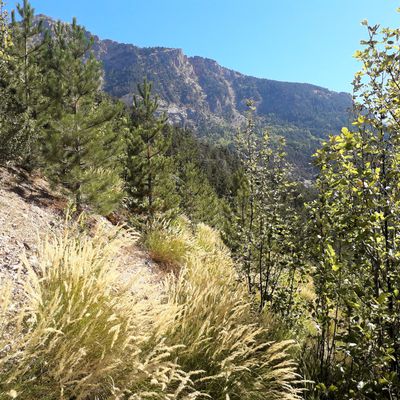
161;221;304;400
0;216;303;399
0;221;199;400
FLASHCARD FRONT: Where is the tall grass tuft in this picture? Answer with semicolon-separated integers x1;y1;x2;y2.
161;221;304;400
0;220;199;400
0;217;303;399
145;217;193;273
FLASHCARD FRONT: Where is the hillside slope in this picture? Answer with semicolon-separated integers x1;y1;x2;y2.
100;42;351;136
0;167;159;291
36;14;352;175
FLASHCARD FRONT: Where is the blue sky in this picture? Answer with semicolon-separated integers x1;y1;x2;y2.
5;0;400;93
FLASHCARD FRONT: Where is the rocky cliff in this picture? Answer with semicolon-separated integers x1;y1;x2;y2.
36;14;353;174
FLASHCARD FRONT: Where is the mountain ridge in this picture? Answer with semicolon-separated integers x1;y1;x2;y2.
35;14;353;175
36;14;348;94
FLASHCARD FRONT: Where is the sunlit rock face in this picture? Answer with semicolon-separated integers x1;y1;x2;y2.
34;14;352;177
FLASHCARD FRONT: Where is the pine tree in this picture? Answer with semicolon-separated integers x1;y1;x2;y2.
0;0;47;164
124;80;178;224
177;161;225;227
6;0;48;165
42;18;123;215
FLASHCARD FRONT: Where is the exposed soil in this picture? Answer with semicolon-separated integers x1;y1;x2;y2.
0;166;159;293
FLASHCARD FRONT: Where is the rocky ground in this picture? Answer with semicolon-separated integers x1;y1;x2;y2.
0;166;159;294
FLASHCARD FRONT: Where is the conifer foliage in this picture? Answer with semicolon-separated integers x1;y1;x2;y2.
42;18;123;214
124;80;178;223
0;2;124;214
0;0;47;164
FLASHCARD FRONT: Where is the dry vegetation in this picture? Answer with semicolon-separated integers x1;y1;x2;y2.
0;214;303;399
149;220;304;400
0;221;198;399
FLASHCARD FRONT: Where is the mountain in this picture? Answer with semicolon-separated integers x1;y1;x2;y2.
37;15;353;176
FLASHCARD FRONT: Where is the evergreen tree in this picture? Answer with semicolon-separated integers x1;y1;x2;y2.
124;80;178;224
166;127;229;228
7;0;48;164
0;0;47;164
42;18;123;215
168;126;240;200
177;161;226;228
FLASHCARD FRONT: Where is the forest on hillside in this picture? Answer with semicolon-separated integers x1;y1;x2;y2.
1;1;400;399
